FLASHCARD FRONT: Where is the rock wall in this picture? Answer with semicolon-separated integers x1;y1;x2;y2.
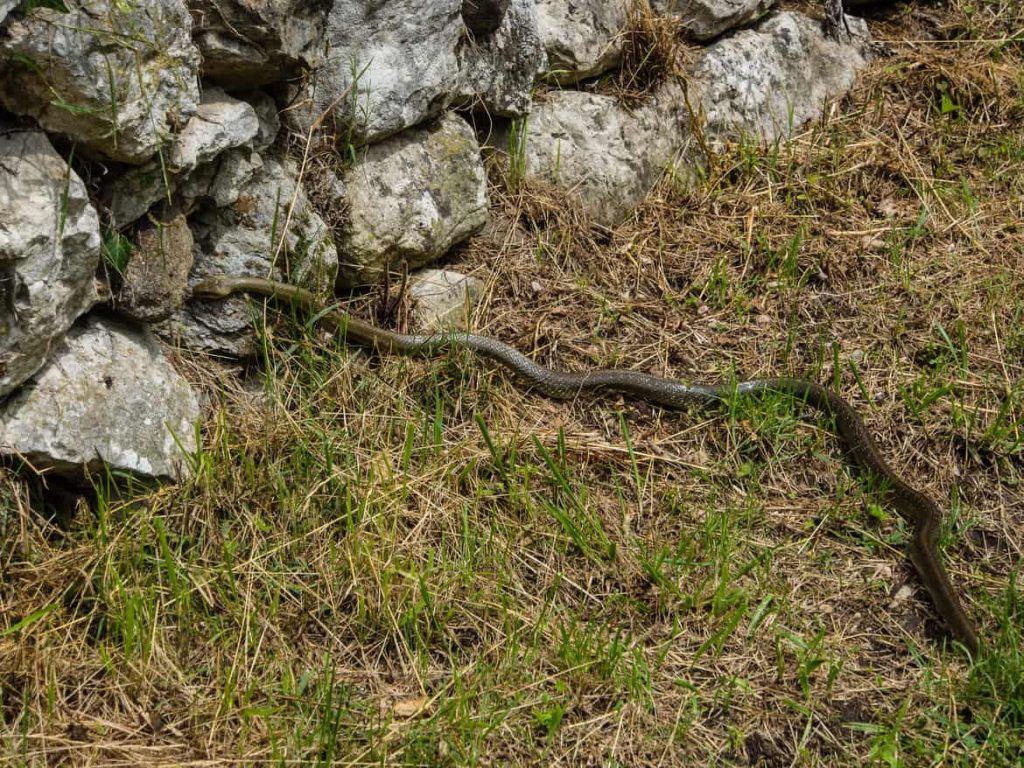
0;0;871;485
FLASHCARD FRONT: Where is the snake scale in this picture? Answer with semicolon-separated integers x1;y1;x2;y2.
192;275;980;654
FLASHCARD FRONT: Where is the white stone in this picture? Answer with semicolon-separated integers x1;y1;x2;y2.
0;0;16;24
652;0;775;40
694;11;871;144
309;0;463;145
338;113;488;287
0;128;100;398
455;0;547;117
169;87;260;172
509;82;695;226
109;88;261;226
408;269;484;331
180;149;265;208
535;0;627;83
0;315;201;481
508;11;871;225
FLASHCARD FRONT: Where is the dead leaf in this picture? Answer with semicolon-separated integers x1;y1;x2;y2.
391;695;429;718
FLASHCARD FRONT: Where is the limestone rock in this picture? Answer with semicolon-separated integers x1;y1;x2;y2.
508;82;694;226
535;0;627;84
338;113;488;287
169;87;260;172
0;0;200;165
694;11;871;143
308;0;463;145
239;91;282;151
188;0;331;86
0;127;100;398
108;87;260;226
108;163;176;230
0;315;200;481
114;212;195;323
652;0;775;40
180;148;265;208
507;11;870;225
0;0;16;25
455;0;547;118
160;157;338;357
408;269;483;332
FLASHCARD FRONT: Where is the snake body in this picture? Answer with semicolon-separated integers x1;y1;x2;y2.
192;275;980;654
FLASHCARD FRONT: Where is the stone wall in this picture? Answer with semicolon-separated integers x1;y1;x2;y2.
0;0;871;485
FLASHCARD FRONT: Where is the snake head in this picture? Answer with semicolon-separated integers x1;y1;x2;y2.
191;275;234;300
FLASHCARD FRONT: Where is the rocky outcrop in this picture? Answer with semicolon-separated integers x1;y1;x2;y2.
188;0;331;86
509;11;870;225
160;157;338;357
337;113;488;287
0;0;200;165
455;0;547;118
0;315;200;481
240;91;282;151
180;148;265;208
109;88;261;227
535;0;627;84
114;212;195;323
408;269;484;331
169;87;260;171
0;127;100;398
694;12;871;143
0;0;15;25
652;0;775;40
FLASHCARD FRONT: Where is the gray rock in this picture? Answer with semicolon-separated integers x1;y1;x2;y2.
0;127;100;398
108;87;261;226
308;0;463;145
0;0;200;165
0;315;200;482
169;87;260;172
108;163;176;229
188;0;331;86
694;11;871;143
535;0;627;84
455;0;547;118
160;156;338;356
0;0;16;25
180;148;265;208
408;269;484;331
652;0;775;40
506;11;870;225
114;211;195;323
239;91;282;151
338;113;488;287
507;82;695;226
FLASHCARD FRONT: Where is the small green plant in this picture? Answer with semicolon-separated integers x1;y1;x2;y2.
101;228;133;275
507;117;529;191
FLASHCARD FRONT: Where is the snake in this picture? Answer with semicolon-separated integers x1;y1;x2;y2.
191;274;980;654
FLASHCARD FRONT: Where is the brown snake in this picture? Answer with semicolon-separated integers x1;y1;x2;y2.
192;275;980;654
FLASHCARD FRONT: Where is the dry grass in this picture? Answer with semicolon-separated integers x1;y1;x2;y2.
2;1;1023;765
615;0;686;104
